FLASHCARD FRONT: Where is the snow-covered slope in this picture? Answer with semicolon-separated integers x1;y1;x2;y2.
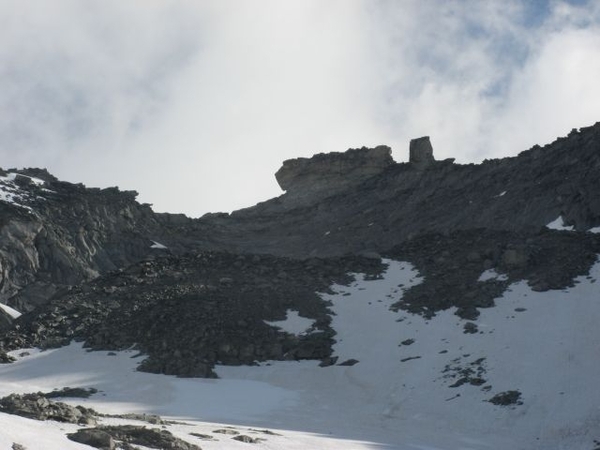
1;259;599;449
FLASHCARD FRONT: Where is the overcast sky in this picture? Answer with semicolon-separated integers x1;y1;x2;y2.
1;0;600;217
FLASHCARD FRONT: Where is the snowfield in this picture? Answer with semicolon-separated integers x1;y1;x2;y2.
1;259;600;449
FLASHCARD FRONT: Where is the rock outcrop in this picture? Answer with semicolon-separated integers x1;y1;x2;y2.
409;136;435;168
0;392;97;424
275;145;393;204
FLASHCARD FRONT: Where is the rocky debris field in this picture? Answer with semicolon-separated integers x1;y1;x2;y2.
1;251;383;377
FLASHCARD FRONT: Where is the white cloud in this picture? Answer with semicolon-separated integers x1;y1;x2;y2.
0;0;599;216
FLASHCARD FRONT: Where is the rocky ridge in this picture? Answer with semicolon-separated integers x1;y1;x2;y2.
182;122;600;258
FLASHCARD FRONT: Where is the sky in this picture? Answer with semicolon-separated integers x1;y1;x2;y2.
1;0;600;217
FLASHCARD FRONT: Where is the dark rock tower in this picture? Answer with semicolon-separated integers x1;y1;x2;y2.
409;136;435;168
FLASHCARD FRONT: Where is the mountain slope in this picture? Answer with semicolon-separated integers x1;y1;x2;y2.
1;256;600;449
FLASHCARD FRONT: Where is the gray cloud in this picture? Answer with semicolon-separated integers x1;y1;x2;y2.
1;0;599;216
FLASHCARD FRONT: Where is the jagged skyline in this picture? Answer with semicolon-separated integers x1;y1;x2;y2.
1;0;599;216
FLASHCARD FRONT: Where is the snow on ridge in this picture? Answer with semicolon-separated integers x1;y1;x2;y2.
0;172;45;211
5;172;46;186
546;215;574;231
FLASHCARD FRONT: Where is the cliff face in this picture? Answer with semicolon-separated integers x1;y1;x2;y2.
0;172;168;313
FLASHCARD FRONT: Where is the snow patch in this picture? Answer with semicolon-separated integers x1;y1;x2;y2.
546;216;574;231
0;302;22;319
588;226;600;234
264;310;315;335
478;269;508;282
150;241;168;249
